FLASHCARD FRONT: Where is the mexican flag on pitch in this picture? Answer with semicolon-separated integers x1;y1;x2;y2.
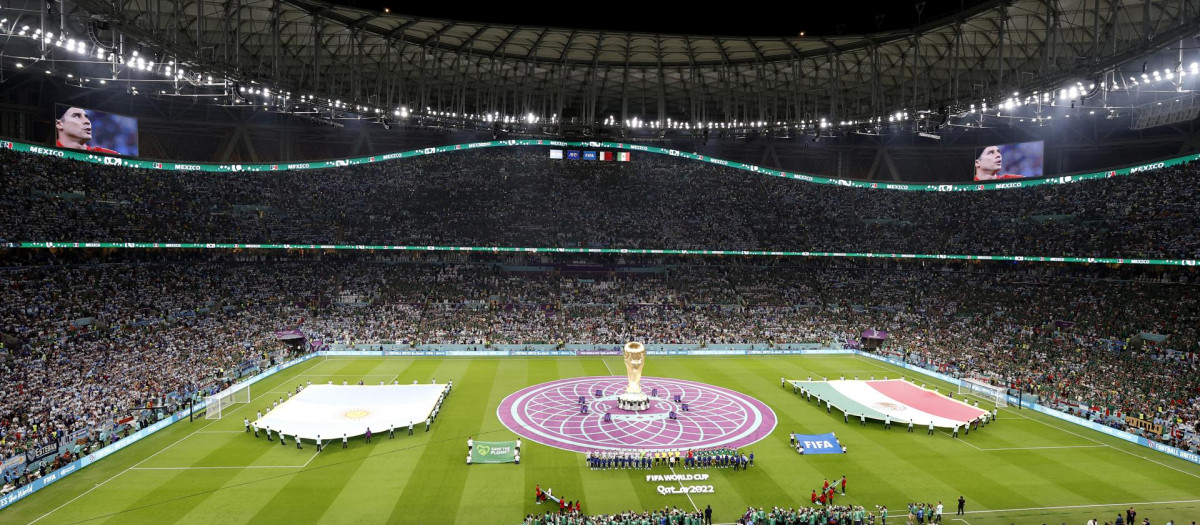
794;379;987;428
470;441;518;463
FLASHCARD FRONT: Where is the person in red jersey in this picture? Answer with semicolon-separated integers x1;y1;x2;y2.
973;145;1025;181
55;106;120;154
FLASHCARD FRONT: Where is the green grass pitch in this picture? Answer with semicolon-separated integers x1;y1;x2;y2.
6;355;1200;524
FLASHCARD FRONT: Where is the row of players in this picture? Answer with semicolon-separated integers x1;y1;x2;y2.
585;448;755;470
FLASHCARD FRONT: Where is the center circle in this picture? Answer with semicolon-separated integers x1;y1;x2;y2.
496;376;776;452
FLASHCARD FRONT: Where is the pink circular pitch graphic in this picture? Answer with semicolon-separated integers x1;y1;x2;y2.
497;376;776;452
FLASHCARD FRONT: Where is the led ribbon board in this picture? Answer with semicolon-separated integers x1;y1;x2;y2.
1;138;1194;192
11;242;1198;267
5;138;1199;266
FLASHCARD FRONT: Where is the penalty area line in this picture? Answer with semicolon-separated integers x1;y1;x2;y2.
1001;407;1200;481
936;430;983;450
26;432;209;525
26;362;322;525
601;358;615;376
300;448;321;468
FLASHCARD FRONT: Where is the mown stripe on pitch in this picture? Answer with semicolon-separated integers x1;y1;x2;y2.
384;358;500;524
675;357;793;506
456;359;530;522
231;358;423;524
82;361;323;525
513;359;592;519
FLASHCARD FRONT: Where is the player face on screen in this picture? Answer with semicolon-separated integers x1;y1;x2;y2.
56;107;94;149
973;146;1003;180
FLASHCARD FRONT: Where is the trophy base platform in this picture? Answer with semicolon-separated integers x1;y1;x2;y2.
617;392;650;411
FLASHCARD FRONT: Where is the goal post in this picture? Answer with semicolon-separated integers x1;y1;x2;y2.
205;382;251;419
958;377;1007;408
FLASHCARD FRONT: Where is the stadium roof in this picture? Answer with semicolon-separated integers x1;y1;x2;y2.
10;0;1200;124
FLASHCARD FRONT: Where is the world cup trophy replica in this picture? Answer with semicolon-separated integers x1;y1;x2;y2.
617;342;650;411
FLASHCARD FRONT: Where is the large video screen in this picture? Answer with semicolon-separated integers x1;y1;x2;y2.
54;105;138;156
972;141;1043;181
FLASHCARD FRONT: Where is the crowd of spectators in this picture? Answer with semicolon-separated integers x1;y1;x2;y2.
2;254;1198;494
517;503;1187;525
2;147;1198;259
521;505;706;525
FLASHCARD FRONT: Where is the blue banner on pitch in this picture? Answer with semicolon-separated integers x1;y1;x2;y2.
793;433;843;455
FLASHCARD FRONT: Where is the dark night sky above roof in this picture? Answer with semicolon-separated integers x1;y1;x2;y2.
330;0;996;37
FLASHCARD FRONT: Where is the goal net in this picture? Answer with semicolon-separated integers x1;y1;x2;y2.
205;382;251;419
958;377;1008;408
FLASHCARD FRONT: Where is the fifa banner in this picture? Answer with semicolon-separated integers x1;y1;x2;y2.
470;441;518;464
793;433;844;455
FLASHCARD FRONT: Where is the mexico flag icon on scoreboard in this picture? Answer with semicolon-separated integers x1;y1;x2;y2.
617;151;631;162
